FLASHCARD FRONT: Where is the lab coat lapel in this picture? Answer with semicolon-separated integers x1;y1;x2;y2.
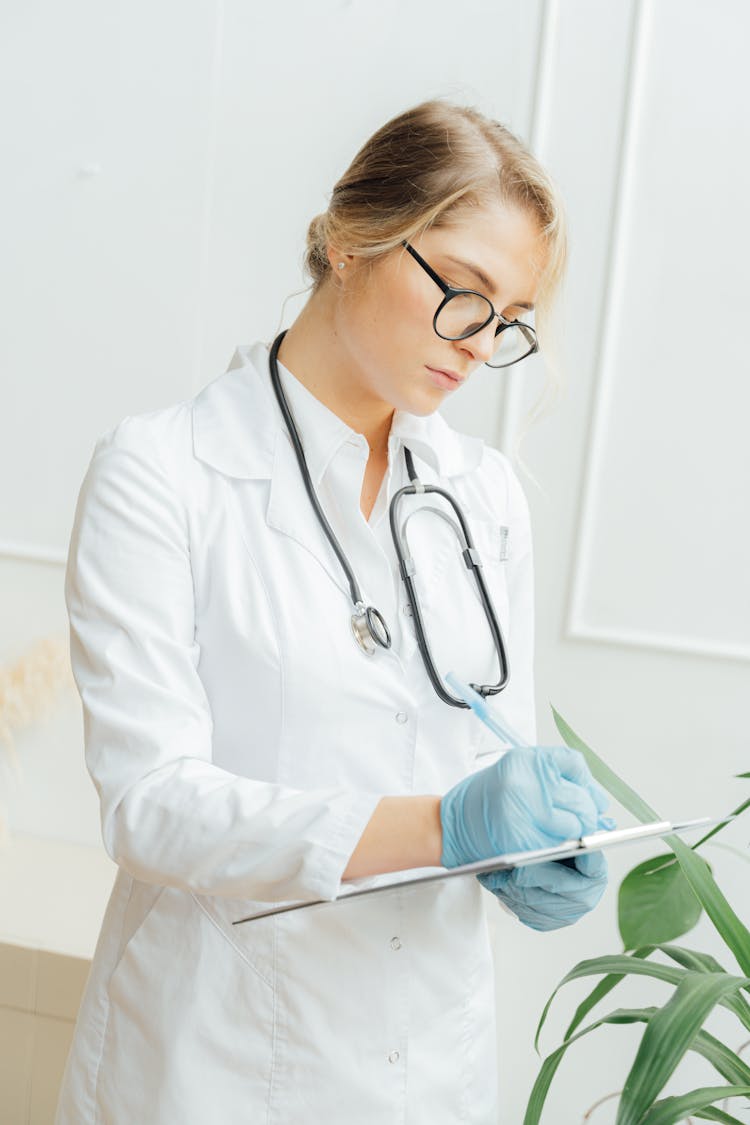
192;341;489;608
191;343;276;479
264;426;353;599
191;342;354;599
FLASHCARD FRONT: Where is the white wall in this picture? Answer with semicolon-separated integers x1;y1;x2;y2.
2;1;748;1121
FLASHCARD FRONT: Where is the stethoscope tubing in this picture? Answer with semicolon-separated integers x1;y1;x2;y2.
269;331;368;613
267;328;510;707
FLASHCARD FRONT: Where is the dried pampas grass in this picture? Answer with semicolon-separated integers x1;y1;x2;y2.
0;635;76;776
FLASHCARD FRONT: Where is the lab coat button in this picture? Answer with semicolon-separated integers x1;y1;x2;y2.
395;712;408;724
388;1050;400;1064
390;936;402;950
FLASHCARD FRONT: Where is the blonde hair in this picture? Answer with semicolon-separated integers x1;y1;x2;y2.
303;98;569;484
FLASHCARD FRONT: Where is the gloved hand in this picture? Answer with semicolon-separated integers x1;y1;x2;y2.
439;745;615;932
477;849;609;931
440;745;612;868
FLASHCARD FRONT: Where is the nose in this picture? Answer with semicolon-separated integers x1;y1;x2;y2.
457;319;498;365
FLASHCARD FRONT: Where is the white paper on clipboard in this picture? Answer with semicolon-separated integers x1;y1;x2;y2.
231;813;735;926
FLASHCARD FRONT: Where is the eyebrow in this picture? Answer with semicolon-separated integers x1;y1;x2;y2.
442;254;535;310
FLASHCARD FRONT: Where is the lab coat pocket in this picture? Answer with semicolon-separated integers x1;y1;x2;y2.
100;885;276;1120
107;880;166;980
469;517;510;571
191;893;276;991
473;729;513;765
464;517;511;665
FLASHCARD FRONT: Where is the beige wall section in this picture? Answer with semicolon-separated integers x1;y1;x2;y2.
0;835;116;1123
0;944;90;1125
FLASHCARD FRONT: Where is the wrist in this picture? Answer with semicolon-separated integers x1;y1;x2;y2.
343;794;444;880
438;788;466;869
420;795;444;868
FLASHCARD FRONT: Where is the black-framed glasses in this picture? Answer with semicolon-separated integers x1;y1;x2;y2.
401;240;539;369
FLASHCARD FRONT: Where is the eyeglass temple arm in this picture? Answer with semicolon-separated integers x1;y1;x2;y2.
400;240;450;295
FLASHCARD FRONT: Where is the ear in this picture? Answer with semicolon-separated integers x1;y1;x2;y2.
325;245;354;272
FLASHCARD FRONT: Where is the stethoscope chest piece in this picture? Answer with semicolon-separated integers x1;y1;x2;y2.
351;602;391;656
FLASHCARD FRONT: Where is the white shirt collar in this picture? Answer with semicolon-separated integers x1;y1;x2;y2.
192;339;485;481
269;344;453;488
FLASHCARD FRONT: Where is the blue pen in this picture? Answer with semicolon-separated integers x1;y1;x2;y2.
444;670;528;748
444;670;618;860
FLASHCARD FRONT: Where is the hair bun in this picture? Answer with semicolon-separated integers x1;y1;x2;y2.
304;212;330;285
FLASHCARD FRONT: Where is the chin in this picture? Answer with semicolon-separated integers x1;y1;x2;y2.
401;390;445;417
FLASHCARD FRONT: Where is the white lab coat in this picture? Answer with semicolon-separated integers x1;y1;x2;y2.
55;340;537;1124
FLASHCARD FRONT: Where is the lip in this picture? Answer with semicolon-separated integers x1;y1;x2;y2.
425;365;465;386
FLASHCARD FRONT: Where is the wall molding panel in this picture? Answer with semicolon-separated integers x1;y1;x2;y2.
563;0;749;663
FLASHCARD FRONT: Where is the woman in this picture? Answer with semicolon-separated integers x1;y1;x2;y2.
57;99;613;1124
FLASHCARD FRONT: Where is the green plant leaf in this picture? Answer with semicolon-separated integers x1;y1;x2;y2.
525;1004;750;1125
550;705;750;976
548;942;750;1053
690;790;750;851
693;1108;750;1123
559;946;657;1047
525;1006;659;1125
535;948;750;1054
550;705;660;822
532;949;656;1053
615;971;750;1124
618;854;706;948
668;836;750;979
688;1024;750;1086
657;944;750;1032
636;1086;750;1125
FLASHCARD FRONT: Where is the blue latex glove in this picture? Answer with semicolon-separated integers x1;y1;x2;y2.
440;745;612;868
477;849;609;931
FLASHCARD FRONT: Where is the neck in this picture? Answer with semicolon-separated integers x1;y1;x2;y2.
274;284;395;455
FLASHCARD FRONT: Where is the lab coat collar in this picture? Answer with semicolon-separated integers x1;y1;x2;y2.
266;347;365;491
192;340;485;481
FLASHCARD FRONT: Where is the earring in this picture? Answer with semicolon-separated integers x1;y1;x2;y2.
337;262;345;269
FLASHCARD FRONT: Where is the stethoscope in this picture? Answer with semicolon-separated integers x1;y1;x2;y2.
268;329;510;708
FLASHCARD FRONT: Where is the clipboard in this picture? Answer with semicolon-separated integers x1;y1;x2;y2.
232;813;734;926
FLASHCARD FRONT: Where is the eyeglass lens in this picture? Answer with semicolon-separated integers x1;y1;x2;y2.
436;293;535;368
